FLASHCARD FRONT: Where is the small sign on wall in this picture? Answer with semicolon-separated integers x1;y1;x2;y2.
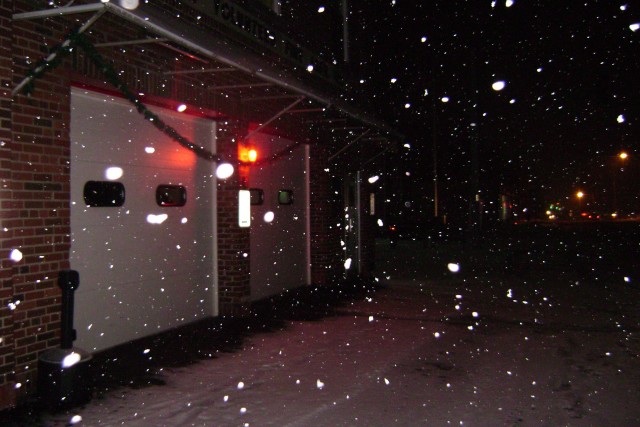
239;190;251;228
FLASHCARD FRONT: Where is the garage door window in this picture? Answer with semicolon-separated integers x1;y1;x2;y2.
83;181;126;207
278;190;294;205
156;185;187;207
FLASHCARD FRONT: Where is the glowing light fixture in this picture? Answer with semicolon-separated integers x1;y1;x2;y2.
238;190;251;228
238;145;258;164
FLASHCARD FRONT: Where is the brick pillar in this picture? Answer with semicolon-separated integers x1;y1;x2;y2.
0;0;15;410
359;173;376;278
308;141;342;286
7;7;70;403
216;120;251;316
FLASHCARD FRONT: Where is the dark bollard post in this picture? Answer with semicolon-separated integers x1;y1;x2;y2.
38;270;92;408
58;270;79;349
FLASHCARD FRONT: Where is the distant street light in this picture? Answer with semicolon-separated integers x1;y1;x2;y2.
613;151;629;214
576;191;584;214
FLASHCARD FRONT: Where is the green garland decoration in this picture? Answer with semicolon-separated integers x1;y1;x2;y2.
21;29;224;163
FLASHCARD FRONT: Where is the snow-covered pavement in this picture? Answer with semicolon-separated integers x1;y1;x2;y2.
6;230;640;426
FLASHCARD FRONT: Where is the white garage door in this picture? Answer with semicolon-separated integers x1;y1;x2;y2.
249;134;310;301
70;88;218;353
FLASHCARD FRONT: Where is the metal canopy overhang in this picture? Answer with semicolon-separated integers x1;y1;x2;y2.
14;2;404;162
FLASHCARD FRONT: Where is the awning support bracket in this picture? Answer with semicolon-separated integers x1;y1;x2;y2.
244;96;305;140
328;129;372;161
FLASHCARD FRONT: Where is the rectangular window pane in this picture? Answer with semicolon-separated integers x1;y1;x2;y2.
83;181;125;207
278;190;294;205
156;185;187;207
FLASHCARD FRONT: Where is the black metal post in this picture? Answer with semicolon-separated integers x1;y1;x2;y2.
58;270;79;349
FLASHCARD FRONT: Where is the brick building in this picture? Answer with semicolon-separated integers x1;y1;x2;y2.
0;0;402;408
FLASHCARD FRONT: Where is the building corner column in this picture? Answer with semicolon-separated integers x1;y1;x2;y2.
216;119;251;316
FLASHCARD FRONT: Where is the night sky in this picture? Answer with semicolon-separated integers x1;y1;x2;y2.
346;1;639;221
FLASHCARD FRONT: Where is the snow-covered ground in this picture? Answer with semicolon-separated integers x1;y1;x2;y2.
6;225;640;426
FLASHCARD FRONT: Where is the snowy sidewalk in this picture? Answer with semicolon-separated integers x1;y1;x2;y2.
5;236;640;426
23;279;640;425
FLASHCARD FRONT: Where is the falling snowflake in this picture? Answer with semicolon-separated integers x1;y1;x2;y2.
105;166;123;180
492;80;506;91
62;352;81;368
119;0;140;10
9;249;23;262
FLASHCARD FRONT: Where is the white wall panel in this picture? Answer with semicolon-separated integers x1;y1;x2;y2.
70;89;217;352
249;135;309;301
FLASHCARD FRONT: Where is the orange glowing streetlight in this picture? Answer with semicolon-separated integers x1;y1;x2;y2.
612;151;629;214
576;190;584;213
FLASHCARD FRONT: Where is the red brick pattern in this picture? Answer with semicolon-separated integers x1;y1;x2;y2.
215;120;251;316
7;4;71;402
308;142;342;286
0;0;16;409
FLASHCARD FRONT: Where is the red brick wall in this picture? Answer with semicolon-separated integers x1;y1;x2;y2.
0;0;16;410
7;2;72;403
308;142;342;286
216;121;251;316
